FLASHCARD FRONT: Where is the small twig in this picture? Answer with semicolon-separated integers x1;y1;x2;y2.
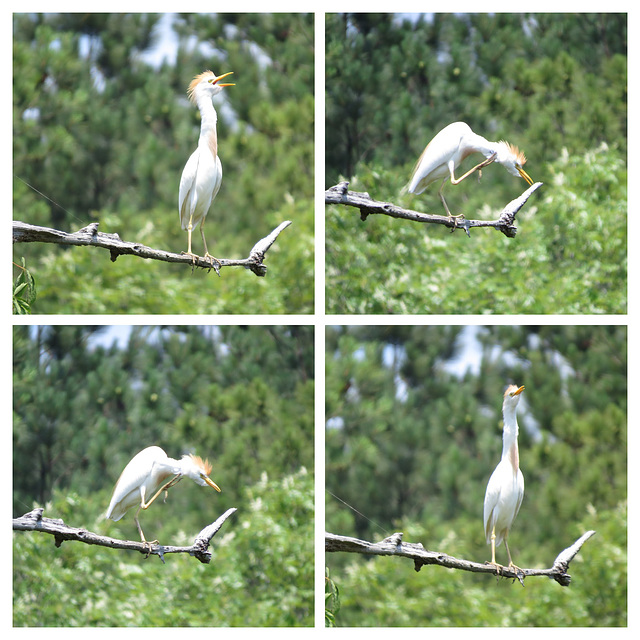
12;220;291;277
325;181;542;238
325;530;595;586
13;507;237;564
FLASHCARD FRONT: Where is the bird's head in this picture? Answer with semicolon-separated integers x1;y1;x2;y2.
180;454;222;492
496;141;533;186
503;384;525;407
187;70;235;103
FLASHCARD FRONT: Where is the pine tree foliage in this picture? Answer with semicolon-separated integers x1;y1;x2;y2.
326;325;626;626
13;325;314;626
325;13;626;314
13;13;314;314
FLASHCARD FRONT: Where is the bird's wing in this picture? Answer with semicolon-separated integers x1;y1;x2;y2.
483;469;501;543
210;155;223;202
106;447;174;521
178;150;200;228
513;469;525;520
408;123;471;194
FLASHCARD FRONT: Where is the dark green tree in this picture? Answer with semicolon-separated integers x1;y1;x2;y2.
13;13;314;314
325;325;626;626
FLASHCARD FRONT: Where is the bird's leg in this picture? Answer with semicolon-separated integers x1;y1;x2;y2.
485;526;505;576
200;220;221;272
181;216;199;266
504;539;524;576
134;506;158;556
450;152;497;186
438;181;465;230
133;475;182;556
141;474;182;511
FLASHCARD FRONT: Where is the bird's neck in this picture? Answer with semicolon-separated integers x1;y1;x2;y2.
467;131;498;160
501;407;520;471
196;95;219;158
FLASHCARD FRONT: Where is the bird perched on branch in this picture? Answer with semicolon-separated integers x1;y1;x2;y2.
106;446;221;547
483;384;526;574
179;70;234;266
407;122;533;222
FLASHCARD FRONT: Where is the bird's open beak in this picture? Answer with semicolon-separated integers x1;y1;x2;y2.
214;71;235;87
205;476;222;492
514;385;525;395
518;166;534;186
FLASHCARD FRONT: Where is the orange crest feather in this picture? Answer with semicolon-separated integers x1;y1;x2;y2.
187;70;216;103
501;140;527;166
189;453;212;476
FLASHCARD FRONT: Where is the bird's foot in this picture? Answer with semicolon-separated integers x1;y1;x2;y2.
181;251;200;269
485;561;506;576
507;562;526;586
203;253;222;276
485;561;525;585
447;213;465;231
141;539;159;558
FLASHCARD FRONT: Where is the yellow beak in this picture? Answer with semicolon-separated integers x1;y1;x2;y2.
205;476;222;492
518;166;534;186
214;71;235;87
514;385;525;395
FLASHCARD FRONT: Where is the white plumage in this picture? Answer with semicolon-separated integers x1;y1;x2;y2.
483;384;525;570
408;122;533;219
107;445;221;544
178;70;234;265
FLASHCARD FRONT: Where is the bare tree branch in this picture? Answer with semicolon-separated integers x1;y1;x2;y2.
13;507;237;564
325;530;595;587
12;220;292;277
325;181;543;238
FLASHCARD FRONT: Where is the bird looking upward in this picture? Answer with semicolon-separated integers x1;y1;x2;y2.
483;384;526;574
407;122;533;222
106;446;221;547
178;70;234;266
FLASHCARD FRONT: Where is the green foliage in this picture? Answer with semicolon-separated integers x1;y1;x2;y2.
325;567;340;626
326;13;626;183
13;325;313;512
325;13;627;314
14;469;313;626
13;13;313;313
328;503;626;626
326;326;626;626
13;258;37;314
326;145;626;314
13;325;314;626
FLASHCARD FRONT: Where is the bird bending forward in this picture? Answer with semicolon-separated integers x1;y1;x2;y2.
483;384;525;574
407;122;533;221
106;445;221;547
178;70;234;266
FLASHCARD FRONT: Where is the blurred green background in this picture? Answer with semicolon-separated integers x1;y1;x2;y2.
325;13;626;314
13;325;314;626
325;325;626;626
13;13;314;314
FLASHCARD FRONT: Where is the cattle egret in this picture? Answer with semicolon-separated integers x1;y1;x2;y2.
483;384;526;574
407;122;533;221
106;446;221;547
178;70;234;266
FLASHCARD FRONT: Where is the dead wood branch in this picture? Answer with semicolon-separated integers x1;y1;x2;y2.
325;530;595;586
325;181;542;238
12;220;292;277
13;507;237;564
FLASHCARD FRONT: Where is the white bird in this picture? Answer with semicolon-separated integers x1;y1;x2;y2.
106;445;221;546
178;70;234;266
483;384;525;573
407;122;533;221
